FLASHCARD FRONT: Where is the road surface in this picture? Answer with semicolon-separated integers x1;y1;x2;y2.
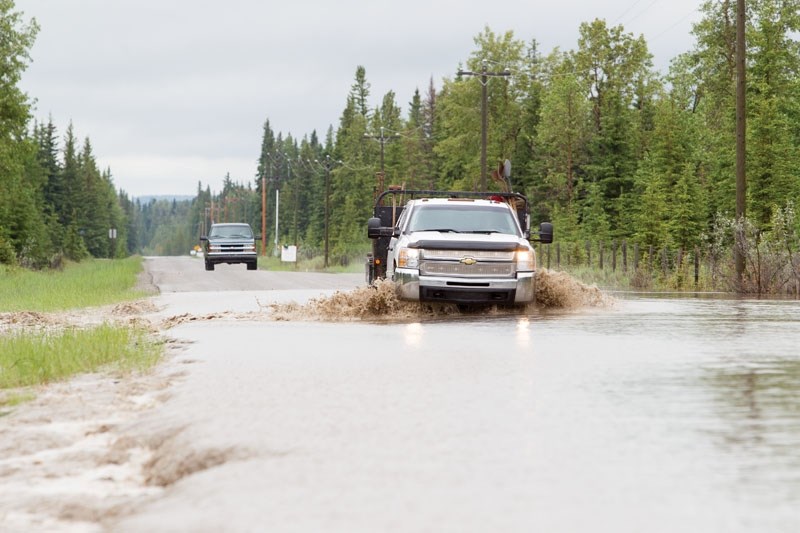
3;256;799;532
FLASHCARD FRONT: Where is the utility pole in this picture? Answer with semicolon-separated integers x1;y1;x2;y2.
364;126;400;194
274;188;280;256
271;158;282;257
457;60;510;190
289;158;298;246
735;0;747;285
316;155;342;269
260;164;268;256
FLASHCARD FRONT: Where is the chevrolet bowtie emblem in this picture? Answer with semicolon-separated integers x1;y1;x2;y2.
460;257;477;265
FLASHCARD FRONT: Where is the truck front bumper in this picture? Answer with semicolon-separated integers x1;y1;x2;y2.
205;253;257;265
394;268;535;305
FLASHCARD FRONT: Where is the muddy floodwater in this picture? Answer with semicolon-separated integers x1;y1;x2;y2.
114;259;800;532
3;257;800;532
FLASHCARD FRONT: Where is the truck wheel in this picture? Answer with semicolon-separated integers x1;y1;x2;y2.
205;261;214;271
247;261;257;271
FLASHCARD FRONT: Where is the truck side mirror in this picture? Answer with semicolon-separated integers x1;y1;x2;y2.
533;222;553;244
200;236;208;242
368;217;398;238
367;217;382;239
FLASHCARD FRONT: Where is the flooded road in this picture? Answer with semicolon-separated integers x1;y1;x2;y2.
113;258;800;532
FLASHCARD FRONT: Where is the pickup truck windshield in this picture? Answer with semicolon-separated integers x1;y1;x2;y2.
209;225;253;239
406;205;520;236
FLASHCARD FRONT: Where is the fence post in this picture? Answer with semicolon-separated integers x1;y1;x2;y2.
599;241;604;270
612;240;618;272
694;246;700;287
556;242;561;269
623;240;628;274
634;243;639;271
546;244;551;269
586;241;591;267
662;246;668;276
649;245;654;273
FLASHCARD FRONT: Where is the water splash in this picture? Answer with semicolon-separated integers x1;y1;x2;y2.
269;270;611;321
533;269;611;309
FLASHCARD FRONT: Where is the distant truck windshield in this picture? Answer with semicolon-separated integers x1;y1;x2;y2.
209;225;254;239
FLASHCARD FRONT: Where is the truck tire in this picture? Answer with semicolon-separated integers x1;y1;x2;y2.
205;261;214;271
247;261;257;271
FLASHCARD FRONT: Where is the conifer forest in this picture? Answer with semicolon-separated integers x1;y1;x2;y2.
2;1;799;292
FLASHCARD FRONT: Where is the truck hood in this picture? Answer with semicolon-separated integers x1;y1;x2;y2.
404;231;527;251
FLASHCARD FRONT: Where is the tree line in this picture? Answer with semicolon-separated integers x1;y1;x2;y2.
0;3;138;268
213;0;797;278
3;0;800;288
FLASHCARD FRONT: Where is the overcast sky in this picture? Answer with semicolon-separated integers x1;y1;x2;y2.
18;0;703;198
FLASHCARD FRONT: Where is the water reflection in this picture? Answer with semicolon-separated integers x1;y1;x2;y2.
704;359;800;472
404;322;423;348
515;317;530;348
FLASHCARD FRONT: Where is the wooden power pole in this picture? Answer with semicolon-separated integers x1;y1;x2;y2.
735;0;747;284
457;60;510;190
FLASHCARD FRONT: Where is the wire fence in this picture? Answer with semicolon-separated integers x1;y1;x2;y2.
535;240;800;296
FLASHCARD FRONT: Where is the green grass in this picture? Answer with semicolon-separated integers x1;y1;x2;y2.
556;263;718;292
0;392;35;414
555;265;634;290
251;254;364;274
0;256;150;312
0;257;163;394
0;324;162;389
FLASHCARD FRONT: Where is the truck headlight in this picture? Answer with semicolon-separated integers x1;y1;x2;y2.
397;248;420;269
515;247;535;272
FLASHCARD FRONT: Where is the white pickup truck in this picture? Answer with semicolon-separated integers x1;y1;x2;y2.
366;190;553;305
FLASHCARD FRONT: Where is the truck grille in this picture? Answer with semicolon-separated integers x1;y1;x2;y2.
220;244;247;252
422;249;515;261
418;248;516;278
420;261;515;277
209;243;253;253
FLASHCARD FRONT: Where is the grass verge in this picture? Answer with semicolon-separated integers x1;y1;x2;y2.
0;324;162;389
252;254;364;273
0;392;36;415
0;256;150;312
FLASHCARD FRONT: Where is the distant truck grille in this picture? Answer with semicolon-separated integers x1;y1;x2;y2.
211;244;251;253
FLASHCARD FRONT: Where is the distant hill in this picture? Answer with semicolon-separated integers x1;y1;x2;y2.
135;195;194;204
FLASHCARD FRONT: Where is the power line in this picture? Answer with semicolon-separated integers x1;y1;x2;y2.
620;0;661;26
649;8;699;43
457;60;511;190
364;126;400;194
613;0;648;24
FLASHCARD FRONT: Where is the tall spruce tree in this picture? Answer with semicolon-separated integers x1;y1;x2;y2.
573;19;655;234
0;1;42;265
746;0;800;228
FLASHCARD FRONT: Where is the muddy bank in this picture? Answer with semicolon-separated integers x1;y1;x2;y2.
0;300;161;335
0;298;175;532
